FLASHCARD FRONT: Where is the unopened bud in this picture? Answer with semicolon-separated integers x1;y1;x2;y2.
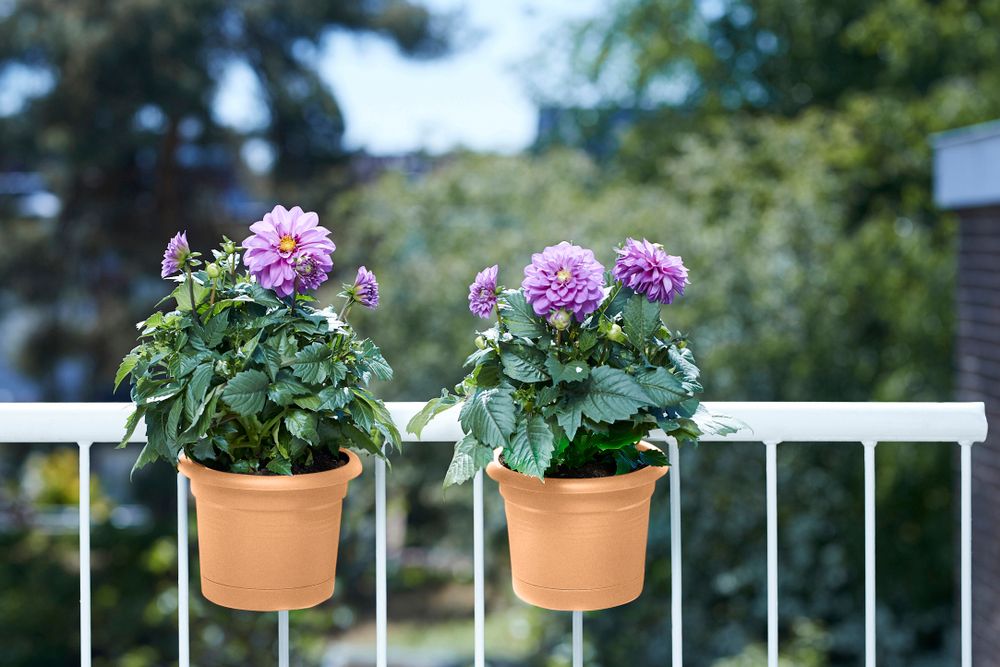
607;323;626;343
547;309;572;331
206;262;220;278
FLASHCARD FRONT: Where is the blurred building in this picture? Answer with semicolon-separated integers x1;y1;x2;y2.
933;120;1000;664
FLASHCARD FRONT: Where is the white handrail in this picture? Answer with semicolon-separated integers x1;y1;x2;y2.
0;401;988;444
0;401;988;667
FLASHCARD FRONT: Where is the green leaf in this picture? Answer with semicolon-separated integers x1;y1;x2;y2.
183;387;220;439
359;339;393;381
692;404;746;438
498;290;546;338
176;351;212;378
284;411;319;445
245;282;284;309
579;366;650;423
327;360;348;385
114;354;138;391
130;443;160;479
197;310;229;348
556;397;584;442
506;415;554;478
459;386;516;450
622;293;661;348
639;448;669;467
119;405;146;448
259;343;284;381
267;373;312;406
172;280;210;311
266;458;293;476
340;422;383;457
407;392;462;438
184;363;214;423
500;345;548;383
221;370;269;416
444;434;494;487
291;342;333;383
635;367;690;406
317;386;353;411
668;345;700;381
545;356;590;384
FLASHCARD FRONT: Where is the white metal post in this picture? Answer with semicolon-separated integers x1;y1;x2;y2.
960;441;973;667
863;441;877;667
176;473;190;667
764;441;780;667
375;455;387;667
669;441;683;667
278;610;289;667
78;442;92;667
473;468;486;667
572;611;583;667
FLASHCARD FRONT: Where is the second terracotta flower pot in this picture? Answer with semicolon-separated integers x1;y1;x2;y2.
487;444;667;611
178;450;362;612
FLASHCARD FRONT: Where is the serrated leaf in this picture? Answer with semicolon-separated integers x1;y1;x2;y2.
267;373;312;406
184;362;215;422
407;392;462;438
197;310;229;348
291;342;332;383
506;415;553;478
266;458;293;475
556;398;583;442
668;345;700;381
498;290;546;338
172;280;210;311
500;345;548;383
259;343;283;381
635;367;690;407
327;360;348;384
444;434;494;487
221;370;269;416
317;386;353;411
114;354;138;391
579;366;650;423
284;411;318;445
293;395;322;410
119;405;146;448
545;356;590;384
360;339;393;381
622;293;661;348
459;386;516;450
176;351;212;378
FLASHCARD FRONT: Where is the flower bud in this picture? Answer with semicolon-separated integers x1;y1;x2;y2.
547;309;572;331
223;241;236;254
607;323;626;343
475;335;486;350
206;262;220;278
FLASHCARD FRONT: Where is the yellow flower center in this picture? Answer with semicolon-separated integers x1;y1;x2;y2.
278;235;297;253
556;268;572;282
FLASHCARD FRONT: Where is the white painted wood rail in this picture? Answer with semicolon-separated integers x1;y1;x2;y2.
0;401;988;666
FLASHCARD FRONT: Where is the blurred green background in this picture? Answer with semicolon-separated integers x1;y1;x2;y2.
2;0;999;665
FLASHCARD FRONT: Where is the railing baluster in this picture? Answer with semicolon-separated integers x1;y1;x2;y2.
764;441;780;667
863;440;878;667
78;441;92;667
572;611;583;667
960;441;973;667
278;611;289;667
375;454;388;667
177;473;190;667
473;468;485;667
669;440;683;667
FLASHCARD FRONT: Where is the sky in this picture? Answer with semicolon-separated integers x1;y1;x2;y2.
216;0;602;156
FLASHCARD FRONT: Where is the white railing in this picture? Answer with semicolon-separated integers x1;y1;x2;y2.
0;401;989;667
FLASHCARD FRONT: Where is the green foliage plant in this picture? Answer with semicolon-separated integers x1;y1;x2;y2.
115;218;399;477
409;240;739;486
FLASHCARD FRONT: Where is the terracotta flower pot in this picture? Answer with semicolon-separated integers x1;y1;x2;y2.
178;450;362;611
487;443;667;611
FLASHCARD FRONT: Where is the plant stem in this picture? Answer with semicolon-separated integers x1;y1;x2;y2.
185;266;201;325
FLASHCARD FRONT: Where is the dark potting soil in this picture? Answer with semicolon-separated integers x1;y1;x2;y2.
501;453;639;479
204;448;348;475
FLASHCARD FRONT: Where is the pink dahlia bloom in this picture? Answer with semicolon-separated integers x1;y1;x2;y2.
613;238;689;304
242;205;335;297
161;231;190;278
521;242;605;321
468;264;498;318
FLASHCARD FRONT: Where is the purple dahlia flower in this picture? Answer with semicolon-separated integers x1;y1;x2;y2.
522;242;605;321
292;252;329;292
242;205;335;297
352;266;379;309
468;265;498;319
161;231;190;278
612;238;689;305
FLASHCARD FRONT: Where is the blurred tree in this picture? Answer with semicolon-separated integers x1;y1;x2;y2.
0;0;448;400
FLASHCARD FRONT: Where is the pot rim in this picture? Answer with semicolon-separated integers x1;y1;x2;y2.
486;441;668;493
178;448;363;491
